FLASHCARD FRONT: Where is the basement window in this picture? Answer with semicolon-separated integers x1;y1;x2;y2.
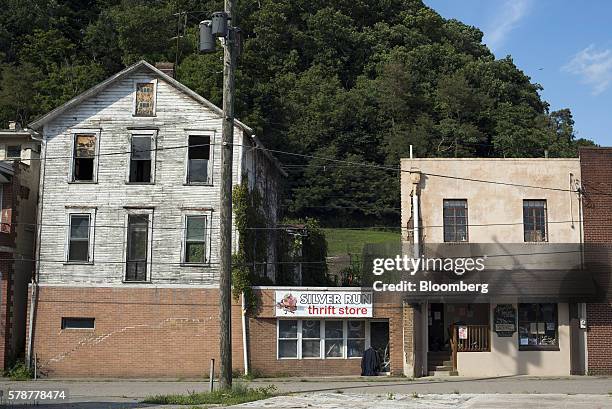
135;82;155;116
187;135;211;184
129;135;152;183
61;317;95;330
72;134;96;182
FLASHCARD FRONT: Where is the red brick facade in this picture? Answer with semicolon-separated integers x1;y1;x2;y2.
248;289;405;377
579;147;612;375
29;286;406;377
28;286;245;377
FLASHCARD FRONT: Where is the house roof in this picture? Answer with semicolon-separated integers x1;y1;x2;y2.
28;60;286;176
29;60;253;133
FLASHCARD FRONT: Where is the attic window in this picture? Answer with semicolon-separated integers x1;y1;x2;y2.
135;82;155;116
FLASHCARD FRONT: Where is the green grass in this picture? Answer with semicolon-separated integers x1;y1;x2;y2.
324;228;400;257
142;384;277;406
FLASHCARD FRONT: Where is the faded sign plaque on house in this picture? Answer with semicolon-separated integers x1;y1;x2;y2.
135;82;154;116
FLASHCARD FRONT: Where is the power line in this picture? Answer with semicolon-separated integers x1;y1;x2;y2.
23;140;580;193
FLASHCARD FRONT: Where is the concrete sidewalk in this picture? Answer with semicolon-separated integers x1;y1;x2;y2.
0;376;611;408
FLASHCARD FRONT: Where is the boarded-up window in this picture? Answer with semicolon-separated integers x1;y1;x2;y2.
135;82;155;116
73;134;96;181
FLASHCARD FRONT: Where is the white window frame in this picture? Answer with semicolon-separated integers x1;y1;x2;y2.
132;79;158;117
181;211;212;266
64;207;96;264
125;129;157;184
184;132;215;186
68;129;101;183
277;319;373;360
122;208;154;282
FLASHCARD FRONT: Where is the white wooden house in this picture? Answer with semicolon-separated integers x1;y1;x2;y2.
25;61;285;377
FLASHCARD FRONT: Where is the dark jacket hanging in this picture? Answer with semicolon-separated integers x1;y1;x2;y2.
361;347;380;376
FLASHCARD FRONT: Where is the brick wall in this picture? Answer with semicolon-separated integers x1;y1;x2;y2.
579;147;612;375
248;289;405;376
28;286;245;377
0;252;13;370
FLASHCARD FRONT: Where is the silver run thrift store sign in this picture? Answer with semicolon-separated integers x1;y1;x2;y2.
275;290;373;317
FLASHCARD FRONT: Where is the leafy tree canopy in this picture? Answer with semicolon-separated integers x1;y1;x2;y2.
0;0;594;226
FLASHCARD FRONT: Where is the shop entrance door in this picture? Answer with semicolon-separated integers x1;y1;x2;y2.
370;321;390;373
429;303;447;351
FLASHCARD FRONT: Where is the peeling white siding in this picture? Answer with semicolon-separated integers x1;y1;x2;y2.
38;68;274;286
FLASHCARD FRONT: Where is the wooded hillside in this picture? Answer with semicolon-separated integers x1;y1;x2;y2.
0;0;593;226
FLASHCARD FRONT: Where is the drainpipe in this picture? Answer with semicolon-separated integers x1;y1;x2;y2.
26;132;45;369
410;169;421;259
241;291;249;375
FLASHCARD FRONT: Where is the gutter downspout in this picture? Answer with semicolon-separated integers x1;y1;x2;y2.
241;291;249;375
26;131;45;370
576;178;588;375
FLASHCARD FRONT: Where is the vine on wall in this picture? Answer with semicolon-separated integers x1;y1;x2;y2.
232;181;270;311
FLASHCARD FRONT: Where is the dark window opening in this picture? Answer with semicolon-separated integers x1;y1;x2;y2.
125;214;149;281
443;199;468;242
73;134;95;181
6;145;21;160
135;82;155;116
187;135;210;184
62;317;95;329
129;136;152;183
518;303;558;350
523;200;547;242
184;215;206;263
68;214;90;262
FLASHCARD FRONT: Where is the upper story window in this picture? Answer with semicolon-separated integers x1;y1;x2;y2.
134;82;155;116
72;134;96;182
183;215;207;264
187;135;211;184
68;214;91;262
129;135;153;183
443;199;468;242
125;212;151;282
6;145;21;160
523;200;547;242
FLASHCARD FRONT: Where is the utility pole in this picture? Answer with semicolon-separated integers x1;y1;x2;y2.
199;0;238;391
219;0;236;391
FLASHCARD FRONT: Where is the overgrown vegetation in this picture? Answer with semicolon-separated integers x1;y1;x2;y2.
232;181;272;311
0;0;595;227
143;384;277;406
3;361;34;380
276;218;331;286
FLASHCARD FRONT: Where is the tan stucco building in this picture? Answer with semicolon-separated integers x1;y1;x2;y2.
399;158;588;377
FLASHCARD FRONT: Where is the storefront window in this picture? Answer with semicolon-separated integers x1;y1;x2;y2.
518;303;558;350
301;320;321;358
278;320;298;358
325;321;344;358
347;320;366;358
277;320;378;359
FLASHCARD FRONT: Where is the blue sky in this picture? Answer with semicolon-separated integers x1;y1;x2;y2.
425;0;612;146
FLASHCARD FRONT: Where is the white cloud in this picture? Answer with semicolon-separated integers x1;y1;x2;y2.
484;0;531;52
563;45;612;95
